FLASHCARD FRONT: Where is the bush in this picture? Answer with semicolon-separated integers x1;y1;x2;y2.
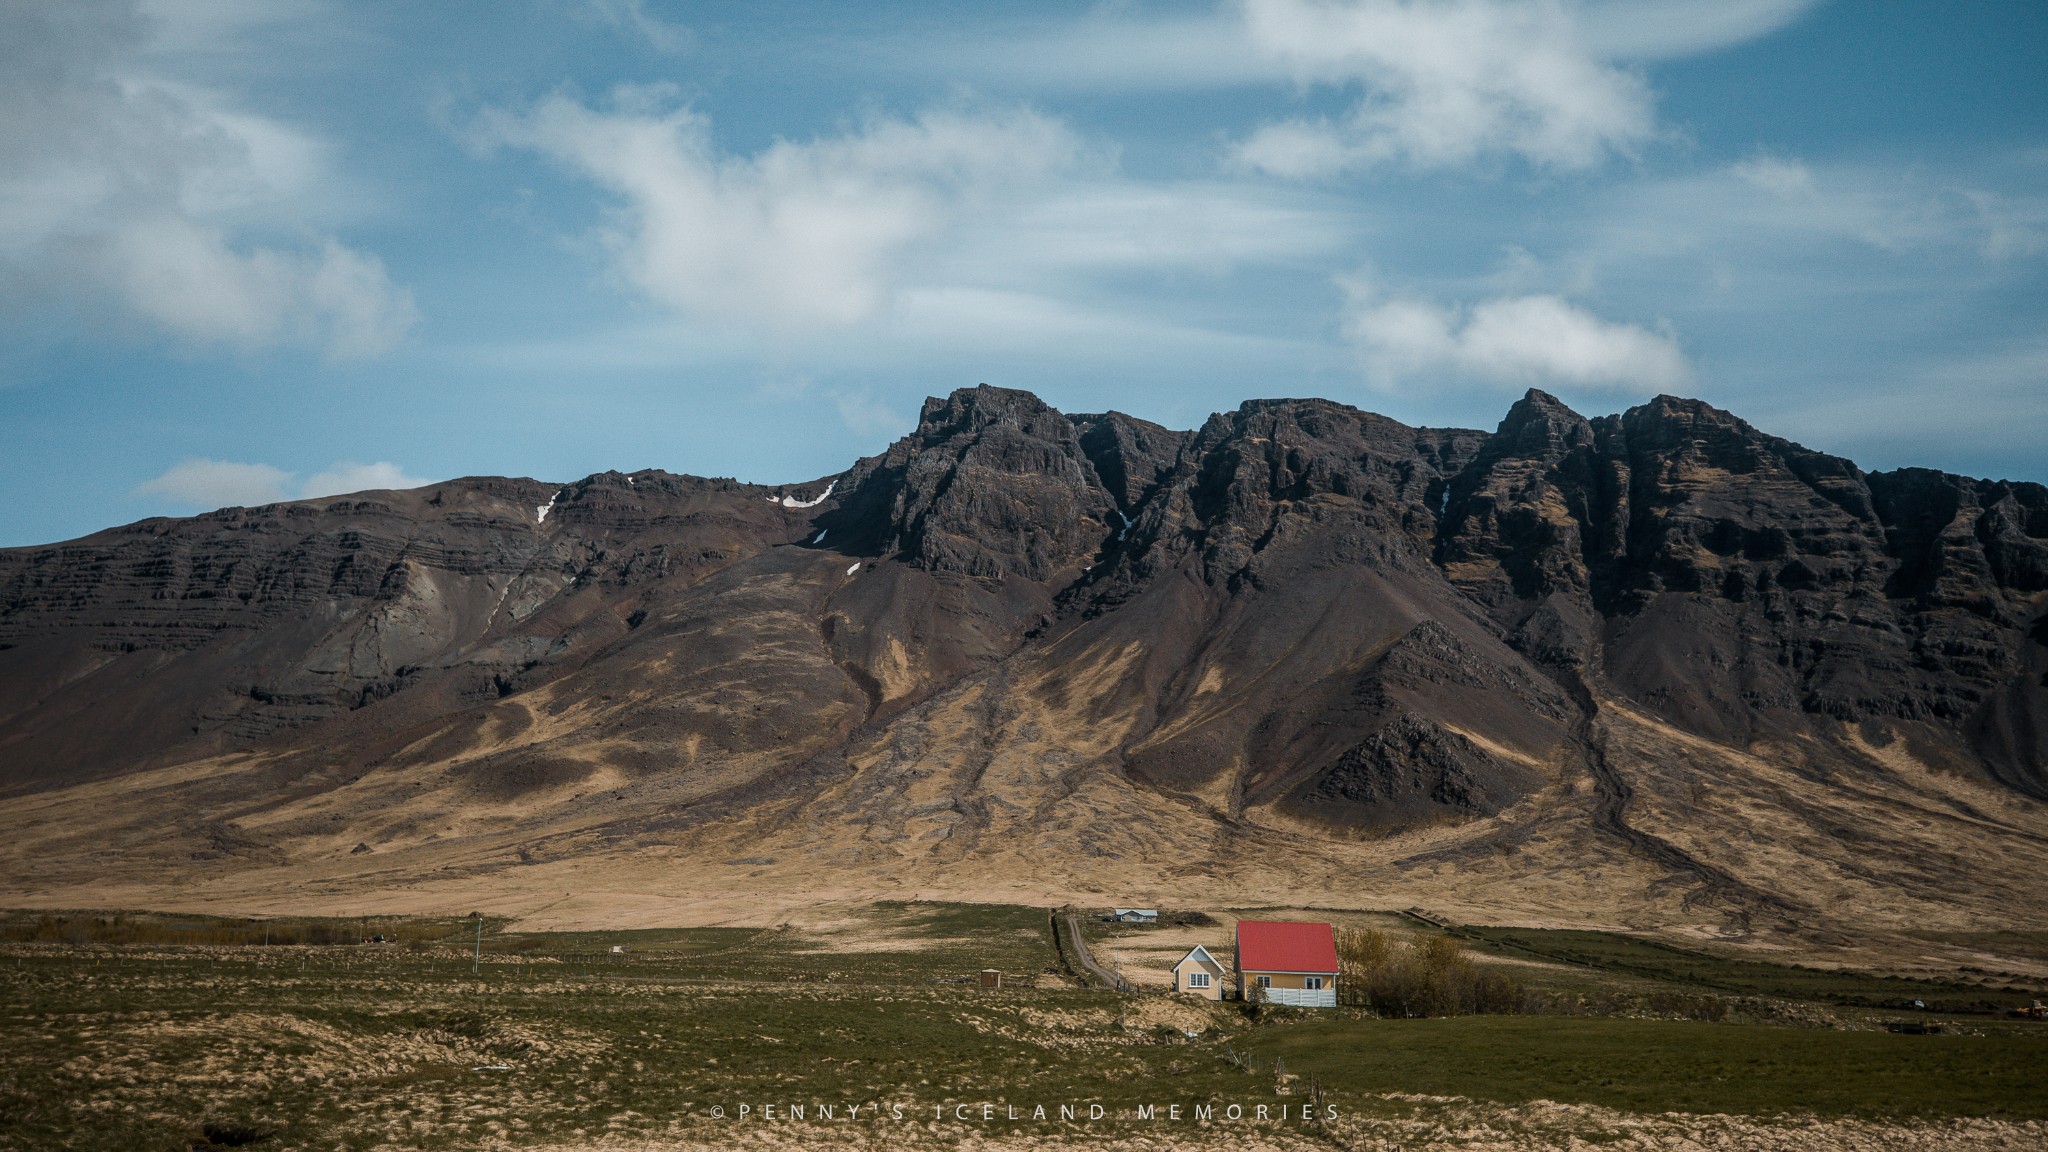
1336;929;1527;1017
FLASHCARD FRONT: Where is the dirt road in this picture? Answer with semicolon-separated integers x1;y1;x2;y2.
1064;912;1127;991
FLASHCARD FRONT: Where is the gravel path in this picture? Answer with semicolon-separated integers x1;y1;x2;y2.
1064;912;1126;991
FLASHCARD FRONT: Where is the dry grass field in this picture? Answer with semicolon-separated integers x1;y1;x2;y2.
3;902;2046;1151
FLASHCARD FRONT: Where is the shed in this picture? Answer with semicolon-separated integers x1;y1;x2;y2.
1170;945;1226;1000
1234;920;1338;1007
980;969;1001;989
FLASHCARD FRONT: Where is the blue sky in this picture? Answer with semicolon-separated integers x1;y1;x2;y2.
2;0;2043;546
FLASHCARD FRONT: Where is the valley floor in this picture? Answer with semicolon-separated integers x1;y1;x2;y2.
2;903;2045;1151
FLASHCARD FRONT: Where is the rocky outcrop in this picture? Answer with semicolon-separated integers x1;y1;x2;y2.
1432;390;2048;795
1070;409;1190;514
826;385;1116;582
1304;713;1532;828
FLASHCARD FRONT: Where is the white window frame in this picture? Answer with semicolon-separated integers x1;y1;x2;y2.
1303;976;1325;990
1186;971;1210;989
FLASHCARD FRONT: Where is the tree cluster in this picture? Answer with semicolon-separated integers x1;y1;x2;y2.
1335;928;1527;1016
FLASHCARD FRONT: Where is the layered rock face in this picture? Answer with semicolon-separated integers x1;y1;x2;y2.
1435;392;2048;796
2;385;2043;936
0;472;817;787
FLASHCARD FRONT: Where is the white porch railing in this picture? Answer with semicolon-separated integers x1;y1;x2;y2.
1258;987;1336;1008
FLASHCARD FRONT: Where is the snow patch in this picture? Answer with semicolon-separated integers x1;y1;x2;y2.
481;577;513;633
778;479;838;509
536;492;561;523
1116;509;1133;542
846;562;860;575
812;530;827;544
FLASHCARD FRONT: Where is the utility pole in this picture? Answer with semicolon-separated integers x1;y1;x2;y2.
471;913;482;975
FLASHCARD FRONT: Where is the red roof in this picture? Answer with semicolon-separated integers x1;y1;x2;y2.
1235;920;1339;974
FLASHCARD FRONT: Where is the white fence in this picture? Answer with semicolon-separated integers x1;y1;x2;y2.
1259;987;1336;1008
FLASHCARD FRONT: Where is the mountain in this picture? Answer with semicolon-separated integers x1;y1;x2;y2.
3;386;2045;958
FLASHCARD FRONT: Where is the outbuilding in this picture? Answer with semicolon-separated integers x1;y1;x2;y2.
1170;945;1226;1000
1234;920;1338;1007
1110;909;1159;924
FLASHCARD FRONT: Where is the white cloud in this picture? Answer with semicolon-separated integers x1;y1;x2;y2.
1234;0;1657;175
1576;0;1821;60
1230;121;1368;182
1345;284;1690;391
134;458;293;507
299;461;430;498
475;90;1359;356
904;1;1813;177
135;0;332;56
0;0;416;357
895;2;1813;176
1588;156;2048;270
945;180;1352;280
577;0;691;54
99;219;415;357
1962;189;2048;262
479;90;1085;333
136;457;430;510
913;0;1815;93
1730;155;1816;199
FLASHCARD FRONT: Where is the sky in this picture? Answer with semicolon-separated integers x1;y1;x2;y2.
1;0;2044;546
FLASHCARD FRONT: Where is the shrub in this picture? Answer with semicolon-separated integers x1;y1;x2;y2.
1336;929;1527;1017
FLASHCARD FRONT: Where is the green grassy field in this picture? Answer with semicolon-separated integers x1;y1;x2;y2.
1454;924;2039;1013
1257;1016;2048;1119
2;905;2045;1150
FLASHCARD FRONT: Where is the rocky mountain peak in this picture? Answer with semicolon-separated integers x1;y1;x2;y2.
912;383;1066;442
1606;393;1808;476
1068;410;1188;513
830;384;1115;583
1493;388;1595;460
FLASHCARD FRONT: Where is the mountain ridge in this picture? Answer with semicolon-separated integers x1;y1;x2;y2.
2;385;2044;960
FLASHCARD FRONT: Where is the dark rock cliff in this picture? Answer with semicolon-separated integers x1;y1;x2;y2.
1434;391;2048;796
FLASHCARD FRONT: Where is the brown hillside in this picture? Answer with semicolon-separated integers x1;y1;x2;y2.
2;386;2044;968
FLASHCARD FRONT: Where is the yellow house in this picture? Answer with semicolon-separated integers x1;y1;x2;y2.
1170;945;1225;1000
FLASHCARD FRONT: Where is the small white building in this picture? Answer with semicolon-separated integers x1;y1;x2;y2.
1170;945;1226;1000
